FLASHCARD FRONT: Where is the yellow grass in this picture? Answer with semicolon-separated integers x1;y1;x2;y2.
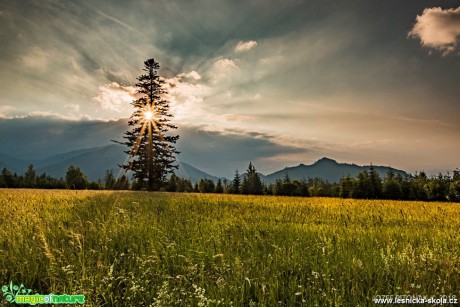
1;189;459;306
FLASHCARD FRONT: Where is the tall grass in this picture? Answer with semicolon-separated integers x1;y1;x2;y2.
1;189;459;306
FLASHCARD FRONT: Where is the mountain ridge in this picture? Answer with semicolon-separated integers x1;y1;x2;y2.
0;145;220;183
264;157;407;183
0;146;407;183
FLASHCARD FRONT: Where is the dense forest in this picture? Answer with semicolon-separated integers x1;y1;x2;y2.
1;163;459;202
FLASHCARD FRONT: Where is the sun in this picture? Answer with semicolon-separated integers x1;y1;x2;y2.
144;111;153;120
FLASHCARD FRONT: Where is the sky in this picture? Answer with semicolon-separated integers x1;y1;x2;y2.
0;0;459;177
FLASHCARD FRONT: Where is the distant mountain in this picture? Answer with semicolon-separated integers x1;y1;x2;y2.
0;146;407;184
0;153;26;173
35;145;127;180
175;162;220;183
263;157;407;183
0;145;220;183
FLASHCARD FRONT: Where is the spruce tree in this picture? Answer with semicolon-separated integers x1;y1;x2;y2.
65;165;88;190
232;169;240;194
383;168;402;199
339;175;355;198
104;170;116;189
1;168;15;188
215;178;224;193
24;164;36;188
115;59;179;191
242;162;263;195
369;165;383;199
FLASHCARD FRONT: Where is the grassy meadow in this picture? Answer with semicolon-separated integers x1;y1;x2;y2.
1;189;459;306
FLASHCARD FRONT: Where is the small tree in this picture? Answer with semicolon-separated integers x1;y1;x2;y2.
65;165;88;189
104;170;116;189
295;180;309;197
339;175;355;198
1;168;16;188
24;164;36;188
354;171;371;198
369;165;383;199
231;169;240;194
88;181;102;190
176;177;193;192
215;178;224;193
447;180;460;202
383;169;402;199
241;174;249;194
241;162;263;195
165;173;179;192
281;173;296;196
199;179;215;193
115;175;130;190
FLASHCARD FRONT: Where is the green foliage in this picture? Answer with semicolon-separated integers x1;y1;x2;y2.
1;168;15;188
447;180;460;202
231;169;241;194
447;170;460;202
369;166;383;198
65;165;88;189
114;175;130;190
198;179;215;193
383;180;402;199
241;162;263;195
339;176;355;198
271;176;329;197
104;170;116;189
1;162;459;202
424;174;449;201
114;58;179;191
24;164;36;188
383;169;402;199
215;179;224;194
352;167;382;199
1;190;459;306
88;181;102;190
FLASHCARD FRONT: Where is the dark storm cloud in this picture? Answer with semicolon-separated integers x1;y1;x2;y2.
0;0;459;173
0;116;307;177
176;126;307;176
0;116;129;159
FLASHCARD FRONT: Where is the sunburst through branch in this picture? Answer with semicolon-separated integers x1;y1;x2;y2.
113;58;179;191
144;111;153;121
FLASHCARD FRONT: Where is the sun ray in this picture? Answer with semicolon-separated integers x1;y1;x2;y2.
130;121;148;158
144;111;153;120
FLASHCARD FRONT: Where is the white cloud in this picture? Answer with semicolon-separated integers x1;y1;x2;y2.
64;104;81;112
409;6;460;54
211;59;239;83
164;73;210;122
0;105;14;118
214;58;239;70
19;111;89;121
94;82;137;113
235;40;257;52
177;71;201;80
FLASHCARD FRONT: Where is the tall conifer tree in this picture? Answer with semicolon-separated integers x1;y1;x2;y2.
115;59;179;191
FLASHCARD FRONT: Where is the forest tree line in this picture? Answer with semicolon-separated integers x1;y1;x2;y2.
1;162;459;202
